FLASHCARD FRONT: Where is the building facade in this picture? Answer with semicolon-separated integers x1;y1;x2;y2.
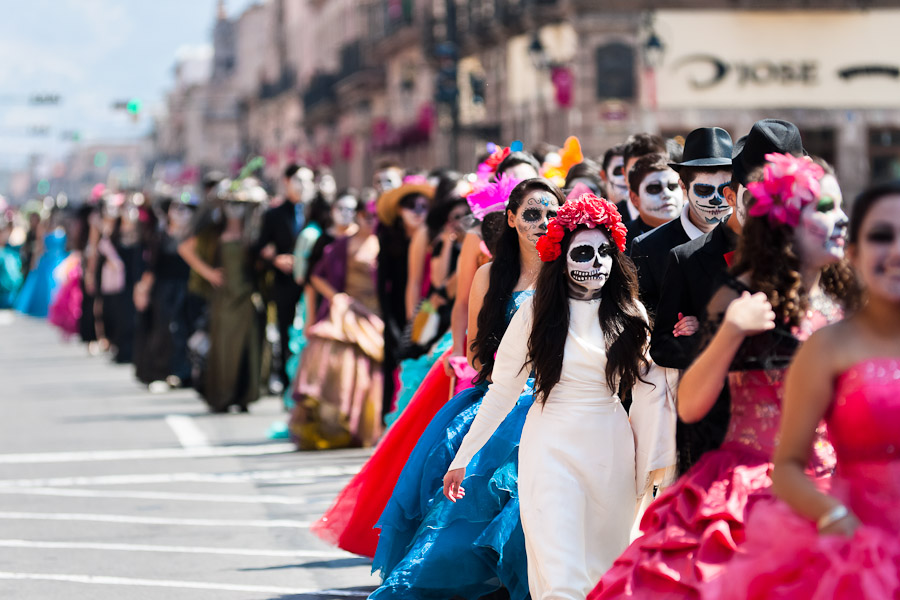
150;0;900;198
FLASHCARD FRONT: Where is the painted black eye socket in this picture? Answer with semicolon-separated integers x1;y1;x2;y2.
692;184;715;198
570;244;614;262
644;184;662;194
547;211;557;220
612;166;624;177
522;209;542;222
570;245;595;262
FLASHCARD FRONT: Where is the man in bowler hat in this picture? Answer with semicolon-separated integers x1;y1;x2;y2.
650;119;805;473
629;127;733;317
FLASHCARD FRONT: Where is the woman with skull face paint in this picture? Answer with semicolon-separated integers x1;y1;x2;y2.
709;180;900;600
368;178;558;600
589;154;860;600
443;193;675;600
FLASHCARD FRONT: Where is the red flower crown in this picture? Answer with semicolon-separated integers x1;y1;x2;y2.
536;193;628;262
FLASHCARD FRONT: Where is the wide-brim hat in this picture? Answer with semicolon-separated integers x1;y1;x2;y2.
376;182;435;225
732;119;805;186
220;177;268;203
669;127;733;171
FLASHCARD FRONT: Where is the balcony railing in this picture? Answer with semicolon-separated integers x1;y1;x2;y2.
302;72;338;111
258;68;297;101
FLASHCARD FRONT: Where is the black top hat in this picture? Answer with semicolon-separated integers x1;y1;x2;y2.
732;119;805;186
669;127;733;171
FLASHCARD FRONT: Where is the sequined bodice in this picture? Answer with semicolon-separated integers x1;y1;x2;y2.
506;290;534;324
724;370;834;475
721;310;839;475
829;359;900;465
827;358;900;530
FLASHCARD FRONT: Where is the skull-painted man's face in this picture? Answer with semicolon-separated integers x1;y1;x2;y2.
638;168;684;225
604;155;628;204
686;170;733;227
566;228;614;300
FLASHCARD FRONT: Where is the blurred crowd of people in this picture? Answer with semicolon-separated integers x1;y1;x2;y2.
3;119;900;600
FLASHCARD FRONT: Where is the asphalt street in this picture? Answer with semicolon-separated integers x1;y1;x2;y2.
0;310;379;599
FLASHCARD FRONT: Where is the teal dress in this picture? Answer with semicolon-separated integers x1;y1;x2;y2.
0;245;23;309
371;290;534;600
15;230;67;317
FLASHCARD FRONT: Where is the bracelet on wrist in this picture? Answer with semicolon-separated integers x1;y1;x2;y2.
816;504;849;531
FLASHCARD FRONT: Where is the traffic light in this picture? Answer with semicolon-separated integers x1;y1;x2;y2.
126;99;142;116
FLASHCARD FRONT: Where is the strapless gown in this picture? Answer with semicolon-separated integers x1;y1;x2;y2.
590;315;837;600
312;291;531;561
712;357;900;599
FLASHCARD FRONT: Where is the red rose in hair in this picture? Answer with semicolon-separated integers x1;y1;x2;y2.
536;234;561;262
546;220;565;243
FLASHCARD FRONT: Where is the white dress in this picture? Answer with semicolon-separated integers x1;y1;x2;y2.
448;296;675;600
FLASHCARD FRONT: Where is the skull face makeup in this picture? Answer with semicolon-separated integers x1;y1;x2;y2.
331;195;358;228
566;229;614;300
686;171;733;229
510;190;560;247
795;174;849;268
290;167;317;204
638;168;684;225
605;155;628;204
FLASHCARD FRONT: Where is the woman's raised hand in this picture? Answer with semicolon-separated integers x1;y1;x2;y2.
443;468;466;502
724;291;776;336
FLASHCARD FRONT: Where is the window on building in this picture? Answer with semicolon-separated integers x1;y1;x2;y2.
869;128;900;181
596;43;636;101
800;128;836;170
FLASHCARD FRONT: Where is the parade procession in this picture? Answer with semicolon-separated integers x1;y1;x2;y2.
1;1;900;599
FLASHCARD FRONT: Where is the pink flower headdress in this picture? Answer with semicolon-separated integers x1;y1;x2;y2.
536;193;628;262
466;174;521;221
747;153;824;228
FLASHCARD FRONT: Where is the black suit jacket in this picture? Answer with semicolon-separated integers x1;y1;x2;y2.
625;217;655;253
629;218;691;319
615;199;633;227
650;222;738;370
256;201;302;296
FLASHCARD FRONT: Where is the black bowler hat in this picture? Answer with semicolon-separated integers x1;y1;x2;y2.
732;119;805;186
669;127;733;171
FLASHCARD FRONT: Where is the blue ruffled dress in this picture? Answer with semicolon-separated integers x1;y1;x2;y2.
371;290;534;600
15;230;67;318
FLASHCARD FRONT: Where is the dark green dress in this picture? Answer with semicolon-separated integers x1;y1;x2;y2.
205;240;261;411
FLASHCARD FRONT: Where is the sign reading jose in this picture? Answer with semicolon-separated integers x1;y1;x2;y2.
654;10;900;109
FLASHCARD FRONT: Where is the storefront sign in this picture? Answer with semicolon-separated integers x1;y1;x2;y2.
655;10;900;108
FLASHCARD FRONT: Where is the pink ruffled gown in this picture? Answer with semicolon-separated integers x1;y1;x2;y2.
589;313;837;599
711;357;900;599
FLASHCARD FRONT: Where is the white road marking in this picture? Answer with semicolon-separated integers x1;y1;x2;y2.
0;464;361;488
0;442;295;464
0;511;312;528
0;539;351;559
0;486;332;505
0;572;371;596
164;414;210;449
0;311;14;326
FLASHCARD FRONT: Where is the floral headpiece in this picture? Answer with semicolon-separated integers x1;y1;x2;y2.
466;174;521;221
476;140;525;183
536;193;628;262
746;153;824;228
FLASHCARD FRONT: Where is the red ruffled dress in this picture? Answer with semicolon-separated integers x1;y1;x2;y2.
312;353;457;556
710;357;900;599
589;316;837;599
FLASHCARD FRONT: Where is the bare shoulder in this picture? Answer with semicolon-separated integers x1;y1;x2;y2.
472;263;492;291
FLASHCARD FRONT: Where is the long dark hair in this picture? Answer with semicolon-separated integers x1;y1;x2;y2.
528;224;650;403
471;178;564;383
731;159;862;325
